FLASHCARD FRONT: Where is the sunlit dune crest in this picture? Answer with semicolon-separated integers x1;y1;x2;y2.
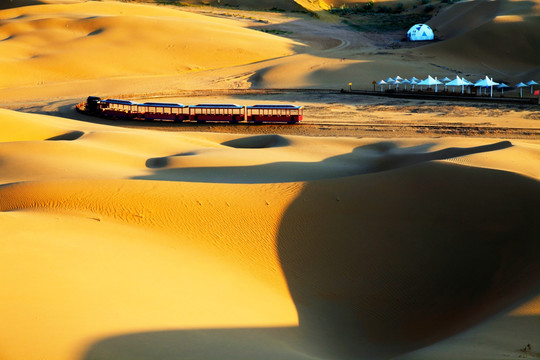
493;14;525;22
510;295;540;316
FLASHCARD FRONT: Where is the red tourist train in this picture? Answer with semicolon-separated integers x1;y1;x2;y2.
80;97;304;124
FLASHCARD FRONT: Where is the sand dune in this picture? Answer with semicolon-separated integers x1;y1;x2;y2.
421;0;540;80
1;0;538;97
1;109;539;360
0;0;539;359
427;0;500;39
0;1;296;88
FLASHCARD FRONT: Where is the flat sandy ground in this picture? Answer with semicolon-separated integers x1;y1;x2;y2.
0;1;539;360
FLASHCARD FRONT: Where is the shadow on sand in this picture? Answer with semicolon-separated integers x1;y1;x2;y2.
135;140;512;184
82;141;540;360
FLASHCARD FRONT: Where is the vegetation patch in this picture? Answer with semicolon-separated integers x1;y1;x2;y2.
328;0;456;32
341;12;432;32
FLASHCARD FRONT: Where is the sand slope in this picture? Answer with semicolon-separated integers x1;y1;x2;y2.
0;109;539;360
0;1;296;88
1;0;538;97
0;1;539;359
422;0;540;79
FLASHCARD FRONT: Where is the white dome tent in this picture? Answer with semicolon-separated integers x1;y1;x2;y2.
407;24;434;41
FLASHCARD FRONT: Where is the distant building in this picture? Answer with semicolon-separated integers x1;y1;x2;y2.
407;24;434;41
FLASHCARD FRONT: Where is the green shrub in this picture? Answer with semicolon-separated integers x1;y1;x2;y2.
364;0;375;11
376;5;392;13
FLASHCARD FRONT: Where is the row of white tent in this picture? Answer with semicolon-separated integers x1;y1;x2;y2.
376;76;539;98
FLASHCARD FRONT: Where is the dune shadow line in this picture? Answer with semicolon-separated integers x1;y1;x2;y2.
137;140;513;184
46;131;85;141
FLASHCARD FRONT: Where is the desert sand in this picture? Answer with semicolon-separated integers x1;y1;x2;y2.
0;1;539;360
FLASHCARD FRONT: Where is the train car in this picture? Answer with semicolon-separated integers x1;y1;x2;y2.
136;102;189;122
189;104;245;123
246;104;303;123
79;97;305;125
99;99;137;119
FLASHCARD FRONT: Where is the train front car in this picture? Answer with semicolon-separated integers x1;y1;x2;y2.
189;104;245;123
85;96;101;114
99;99;137;119
137;102;189;122
246;104;304;124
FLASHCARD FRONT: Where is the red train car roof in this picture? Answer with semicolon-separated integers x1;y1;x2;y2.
101;99;137;105
191;104;244;109
141;102;187;108
246;104;303;109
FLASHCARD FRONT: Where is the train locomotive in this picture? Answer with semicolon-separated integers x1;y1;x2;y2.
80;96;303;124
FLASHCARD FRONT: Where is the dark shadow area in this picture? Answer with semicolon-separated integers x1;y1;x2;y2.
276;161;540;356
0;1;43;10
1;35;16;42
87;28;104;37
222;134;290;148
135;141;512;184
46;130;84;141
146;152;197;169
393;313;540;359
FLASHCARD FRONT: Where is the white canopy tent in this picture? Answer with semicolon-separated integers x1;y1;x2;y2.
409;79;419;91
474;76;499;97
516;82;527;98
377;80;387;92
385;77;395;90
446;76;468;94
526;80;538;94
497;83;509;96
441;77;451;91
417;75;443;92
400;79;411;91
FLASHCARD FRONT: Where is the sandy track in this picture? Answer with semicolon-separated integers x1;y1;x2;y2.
6;90;539;139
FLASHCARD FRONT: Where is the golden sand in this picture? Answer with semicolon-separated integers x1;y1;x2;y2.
0;1;539;360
